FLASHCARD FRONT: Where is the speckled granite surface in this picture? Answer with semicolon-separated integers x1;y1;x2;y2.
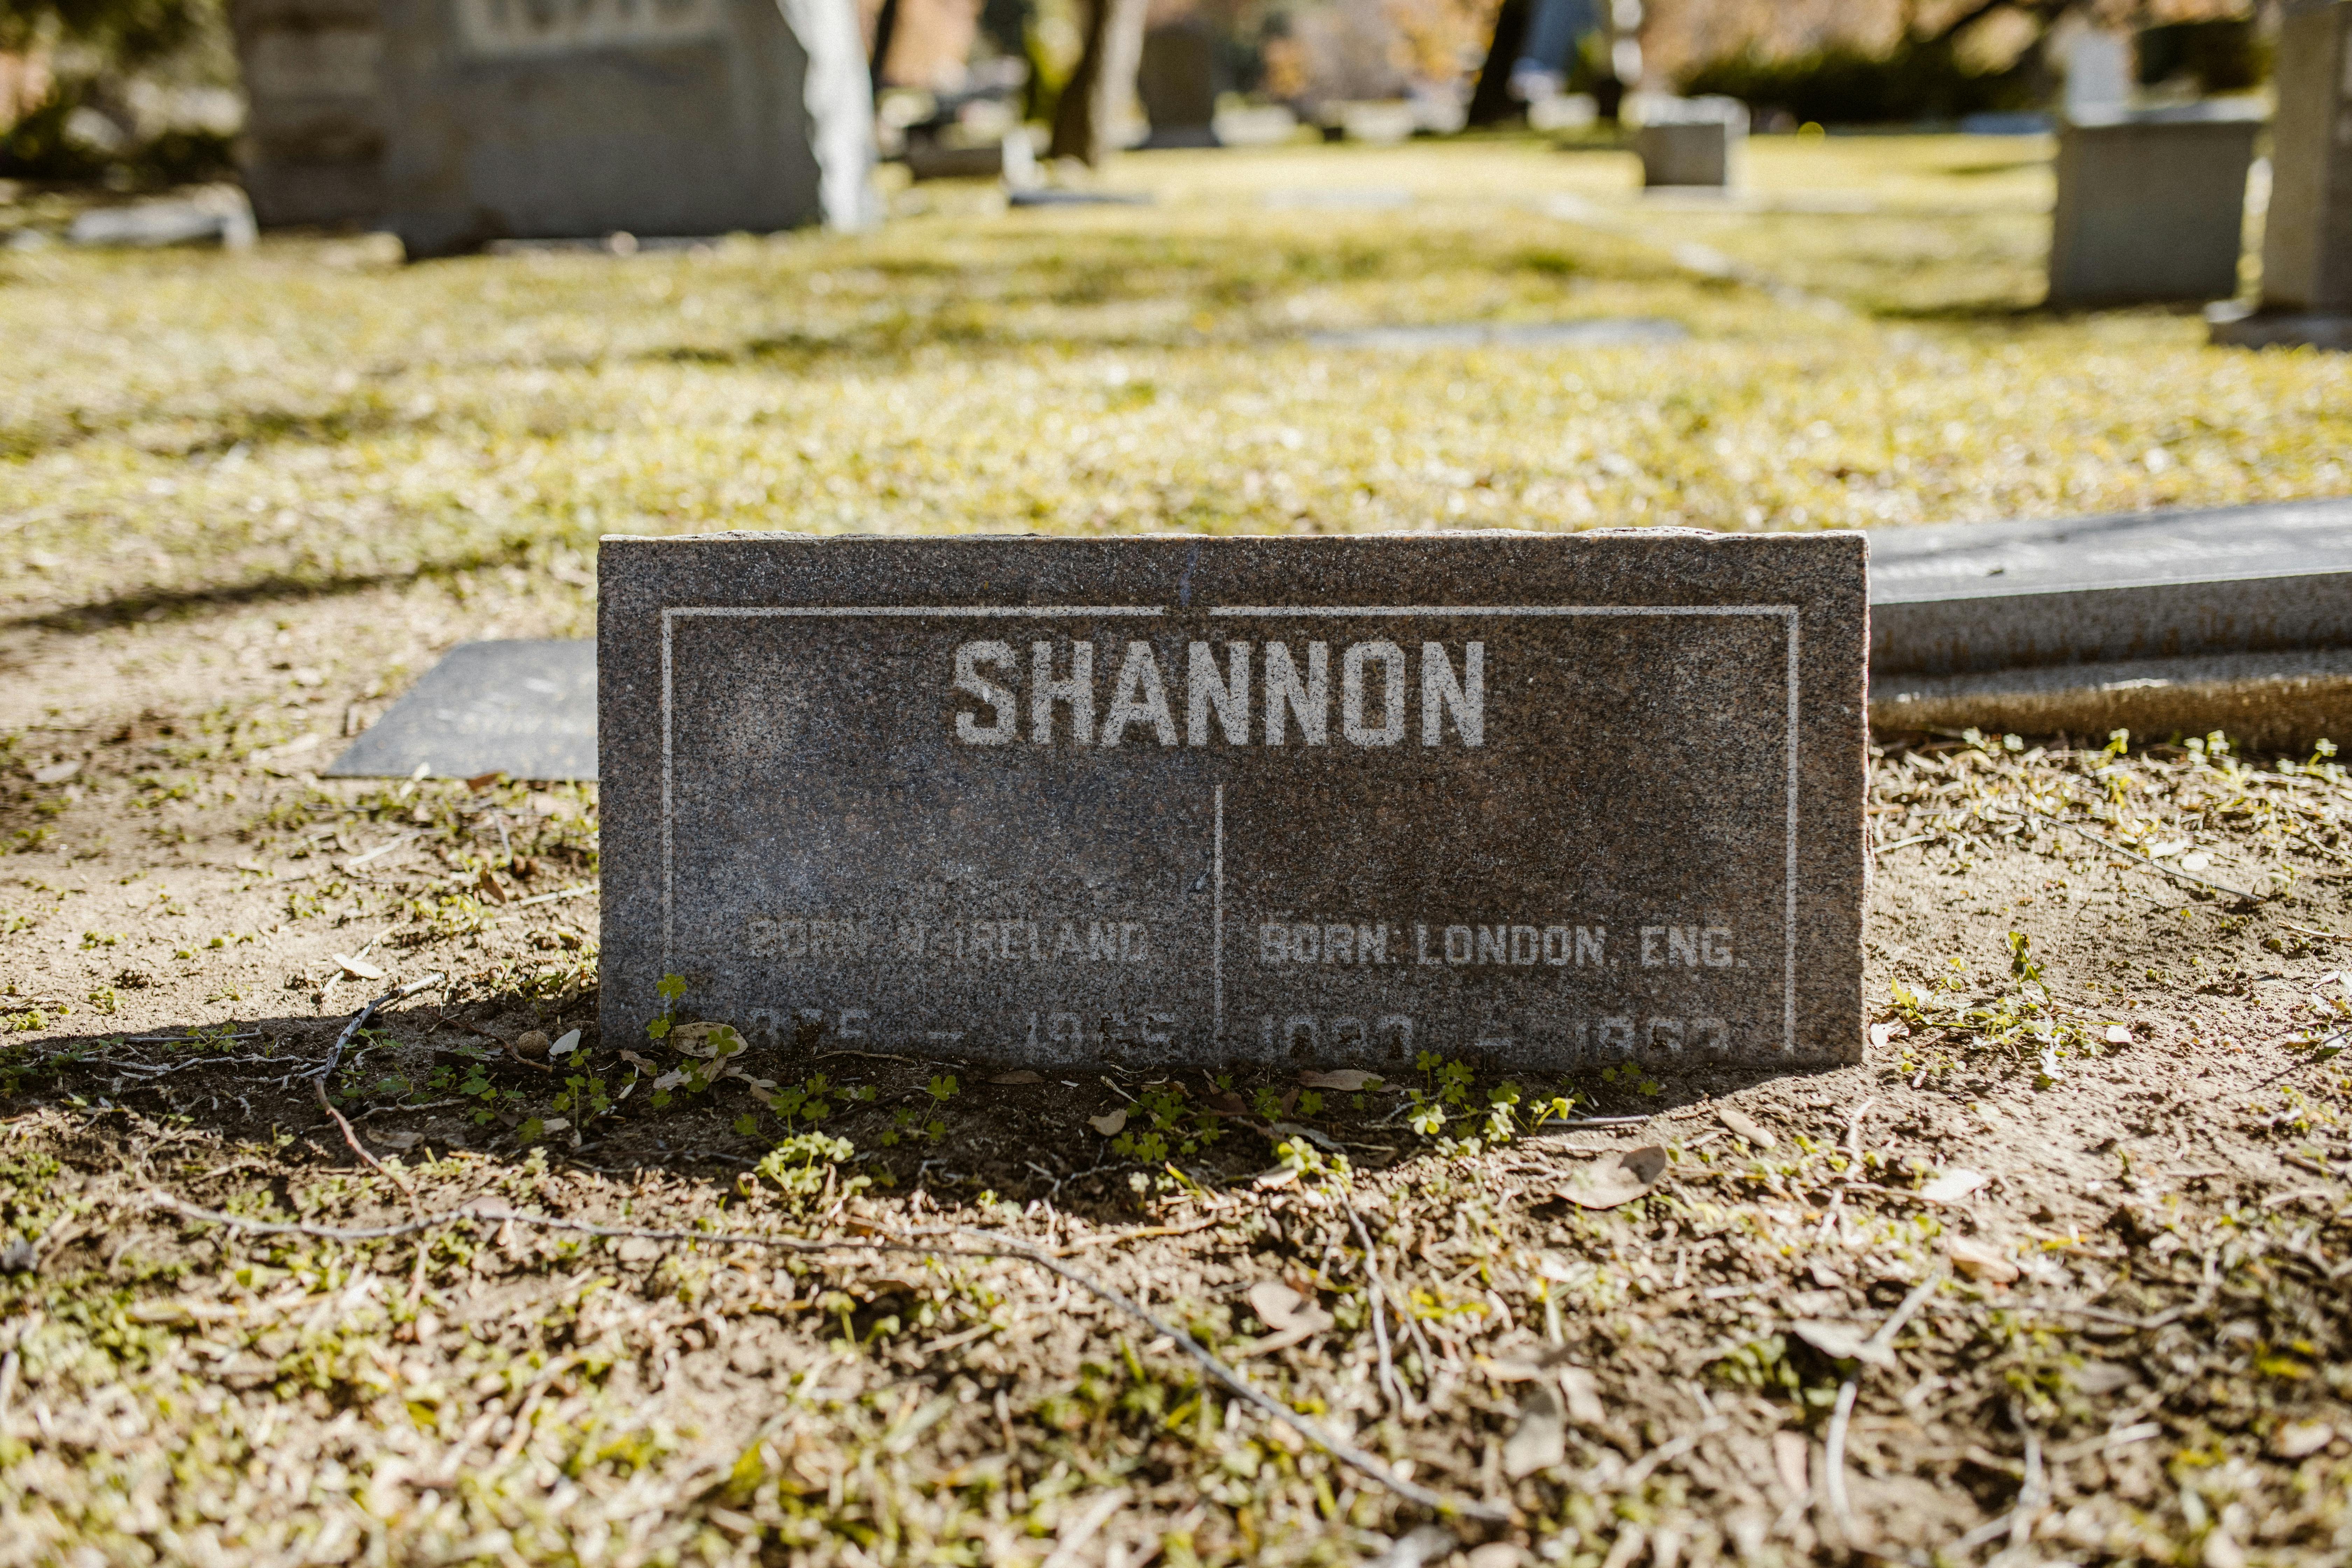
598;531;1867;1068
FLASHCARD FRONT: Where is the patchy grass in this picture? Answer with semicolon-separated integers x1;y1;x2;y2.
1;135;2350;1566
1;136;2348;643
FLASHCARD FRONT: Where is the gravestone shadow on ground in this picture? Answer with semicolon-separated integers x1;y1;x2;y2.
13;994;1848;1222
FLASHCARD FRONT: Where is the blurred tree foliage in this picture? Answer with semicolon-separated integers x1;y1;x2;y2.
0;0;231;181
1679;33;2040;125
0;0;207;68
1675;1;2267;127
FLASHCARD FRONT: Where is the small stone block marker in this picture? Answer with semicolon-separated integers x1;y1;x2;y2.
598;532;1867;1068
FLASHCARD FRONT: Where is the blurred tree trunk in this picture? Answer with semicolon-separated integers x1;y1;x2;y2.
1048;0;1145;164
1466;0;1533;125
869;0;901;92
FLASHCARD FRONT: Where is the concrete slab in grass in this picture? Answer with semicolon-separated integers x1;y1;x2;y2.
324;640;595;781
1868;496;2352;677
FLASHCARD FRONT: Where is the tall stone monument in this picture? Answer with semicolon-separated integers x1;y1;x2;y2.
2212;0;2352;348
598;532;1869;1070
231;0;392;228
231;0;876;252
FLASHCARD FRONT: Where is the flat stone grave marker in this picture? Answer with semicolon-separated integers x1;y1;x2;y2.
1307;319;1688;352
1868;495;2352;676
326;639;595;780
598;532;1867;1069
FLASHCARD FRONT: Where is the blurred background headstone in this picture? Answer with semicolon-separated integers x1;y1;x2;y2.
1633;94;1745;189
1136;17;1218;148
226;0;873;251
230;0;387;228
2047;103;2261;308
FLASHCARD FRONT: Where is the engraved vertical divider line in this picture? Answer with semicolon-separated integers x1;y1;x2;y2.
1212;783;1225;1041
1784;611;1800;1056
660;608;675;974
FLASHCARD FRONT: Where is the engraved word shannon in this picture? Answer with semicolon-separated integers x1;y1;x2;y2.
951;639;1486;747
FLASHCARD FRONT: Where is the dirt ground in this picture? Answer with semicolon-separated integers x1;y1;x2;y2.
0;561;2347;1567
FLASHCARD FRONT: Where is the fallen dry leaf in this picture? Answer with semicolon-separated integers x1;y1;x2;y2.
1945;1234;2019;1284
1087;1108;1127;1137
989;1070;1043;1085
548;1028;582;1060
1297;1068;1382;1091
2272;1420;2335;1460
1921;1168;1990;1204
1502;1382;1565;1479
31;760;80;784
1204;1090;1248;1115
1240;1280;1334;1356
1247;1281;1312;1331
1555;1145;1668;1209
1868;1020;1909;1050
374;1130;422;1150
1790;1319;1898;1369
1717;1107;1776;1149
2104;1023;2132;1044
333;953;386;981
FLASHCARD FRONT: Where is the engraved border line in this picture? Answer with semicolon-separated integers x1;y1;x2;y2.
660;602;1802;1057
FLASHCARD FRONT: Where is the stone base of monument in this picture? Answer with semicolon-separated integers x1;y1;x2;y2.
1866;496;2352;749
1869;648;2352;754
2206;304;2352;352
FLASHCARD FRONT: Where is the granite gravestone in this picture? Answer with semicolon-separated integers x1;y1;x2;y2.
230;0;390;228
380;0;873;256
599;532;1867;1069
2046;104;2261;308
2211;0;2352;349
1136;20;1220;149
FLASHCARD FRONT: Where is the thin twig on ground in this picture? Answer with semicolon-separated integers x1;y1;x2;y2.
309;973;447;1182
2045;817;2266;902
1823;1380;1858;1539
1340;1189;1407;1417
